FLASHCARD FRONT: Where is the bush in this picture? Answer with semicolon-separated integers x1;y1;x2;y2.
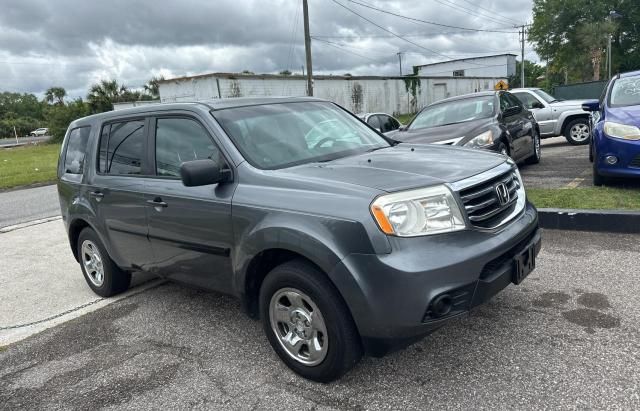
44;99;91;143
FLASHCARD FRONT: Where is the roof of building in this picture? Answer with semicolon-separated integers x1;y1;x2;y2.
158;71;507;84
414;53;518;69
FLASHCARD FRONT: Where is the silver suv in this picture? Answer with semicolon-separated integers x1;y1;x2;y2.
511;88;591;145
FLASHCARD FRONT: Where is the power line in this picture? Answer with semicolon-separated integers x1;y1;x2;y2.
330;0;504;68
342;0;518;33
458;0;524;25
312;37;383;63
432;0;517;26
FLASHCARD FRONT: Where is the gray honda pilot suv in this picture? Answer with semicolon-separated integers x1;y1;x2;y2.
58;97;541;382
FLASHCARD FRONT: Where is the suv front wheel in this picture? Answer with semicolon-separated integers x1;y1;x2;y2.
259;259;362;382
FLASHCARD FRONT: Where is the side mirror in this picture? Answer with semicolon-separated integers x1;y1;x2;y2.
582;100;600;112
531;101;545;109
180;159;228;187
398;125;407;131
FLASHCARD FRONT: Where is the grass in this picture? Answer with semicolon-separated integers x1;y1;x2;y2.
396;113;416;125
527;187;640;210
0;144;61;190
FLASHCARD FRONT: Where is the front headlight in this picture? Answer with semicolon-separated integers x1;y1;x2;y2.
464;130;494;148
603;121;640;140
370;185;465;237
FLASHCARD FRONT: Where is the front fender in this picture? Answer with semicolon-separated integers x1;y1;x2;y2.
231;208;375;297
556;110;589;135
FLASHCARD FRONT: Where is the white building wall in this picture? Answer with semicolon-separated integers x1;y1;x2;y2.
159;75;506;114
416;55;516;78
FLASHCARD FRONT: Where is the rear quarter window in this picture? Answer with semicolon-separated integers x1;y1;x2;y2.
63;127;91;174
98;120;145;175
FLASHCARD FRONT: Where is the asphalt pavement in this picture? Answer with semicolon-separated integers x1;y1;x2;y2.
1;229;639;409
520;137;592;189
0;184;59;229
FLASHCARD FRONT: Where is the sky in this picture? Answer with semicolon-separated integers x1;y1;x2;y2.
0;0;536;99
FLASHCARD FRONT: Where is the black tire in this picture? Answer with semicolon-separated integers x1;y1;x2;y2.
564;118;591;145
525;129;541;165
259;259;362;382
592;159;608;186
77;227;131;297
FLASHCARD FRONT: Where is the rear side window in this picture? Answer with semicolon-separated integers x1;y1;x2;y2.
63;127;91;174
155;117;221;177
98;120;145;175
367;115;381;130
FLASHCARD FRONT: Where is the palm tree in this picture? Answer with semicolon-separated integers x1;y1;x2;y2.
87;80;129;113
44;87;66;105
577;21;615;81
144;76;164;99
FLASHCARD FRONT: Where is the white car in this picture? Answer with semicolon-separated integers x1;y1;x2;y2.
29;128;49;136
357;113;402;135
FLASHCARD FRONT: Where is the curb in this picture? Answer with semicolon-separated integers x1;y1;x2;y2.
0;216;61;233
538;208;640;234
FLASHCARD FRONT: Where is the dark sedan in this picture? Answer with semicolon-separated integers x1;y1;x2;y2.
389;91;541;165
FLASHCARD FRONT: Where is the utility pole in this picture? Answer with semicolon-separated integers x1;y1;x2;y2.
396;52;403;76
303;0;313;96
520;25;525;88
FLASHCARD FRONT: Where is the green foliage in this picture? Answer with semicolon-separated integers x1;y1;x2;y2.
509;60;546;89
144;76;164;99
44;98;91;143
529;0;638;84
44;87;67;105
278;70;292;76
527;187;640;210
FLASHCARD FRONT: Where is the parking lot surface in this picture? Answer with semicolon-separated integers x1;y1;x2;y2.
520;137;591;189
1;229;639;409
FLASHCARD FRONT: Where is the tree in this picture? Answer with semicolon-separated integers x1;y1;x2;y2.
44;87;67;105
241;70;255;75
279;70;292;76
144;76;164;99
45;98;90;143
529;0;637;83
509;60;546;89
87;79;129;113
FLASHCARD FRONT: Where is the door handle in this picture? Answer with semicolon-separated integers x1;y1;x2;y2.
146;198;168;208
89;191;104;201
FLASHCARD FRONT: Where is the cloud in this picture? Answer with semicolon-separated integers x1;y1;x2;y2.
0;0;535;97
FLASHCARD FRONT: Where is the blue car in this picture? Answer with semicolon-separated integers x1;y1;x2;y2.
583;70;640;185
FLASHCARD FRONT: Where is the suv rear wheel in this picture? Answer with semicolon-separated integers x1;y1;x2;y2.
77;227;131;297
565;118;591;145
259;259;362;382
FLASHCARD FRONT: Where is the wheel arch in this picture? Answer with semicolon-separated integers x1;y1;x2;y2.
560;113;590;135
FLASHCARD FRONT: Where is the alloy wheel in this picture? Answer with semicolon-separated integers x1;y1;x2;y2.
269;288;328;366
81;240;105;287
570;123;590;143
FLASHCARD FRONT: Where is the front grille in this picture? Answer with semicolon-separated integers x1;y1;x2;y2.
459;169;520;229
630;155;640;168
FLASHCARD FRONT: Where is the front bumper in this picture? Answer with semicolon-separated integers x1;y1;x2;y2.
595;134;640;178
330;202;540;356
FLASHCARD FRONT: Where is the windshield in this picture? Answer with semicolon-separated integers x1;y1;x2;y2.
409;96;495;130
212;101;390;169
609;75;640;107
532;89;558;103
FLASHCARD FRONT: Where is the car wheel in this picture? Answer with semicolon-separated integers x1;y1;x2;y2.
565;119;591;145
592;159;608;186
77;227;131;297
525;130;541;165
259;259;362;382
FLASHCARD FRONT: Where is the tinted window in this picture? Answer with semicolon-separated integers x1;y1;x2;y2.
513;92;542;109
98;120;144;175
155;118;221;177
410;96;495;130
214;102;389;170
367;115;381;130
64;127;90;174
378;115;397;133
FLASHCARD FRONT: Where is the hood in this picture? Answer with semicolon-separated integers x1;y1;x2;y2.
550;99;586;108
390;118;494;145
281;144;506;192
607;105;640;127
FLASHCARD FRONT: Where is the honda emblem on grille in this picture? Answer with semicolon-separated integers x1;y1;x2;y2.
495;182;510;206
